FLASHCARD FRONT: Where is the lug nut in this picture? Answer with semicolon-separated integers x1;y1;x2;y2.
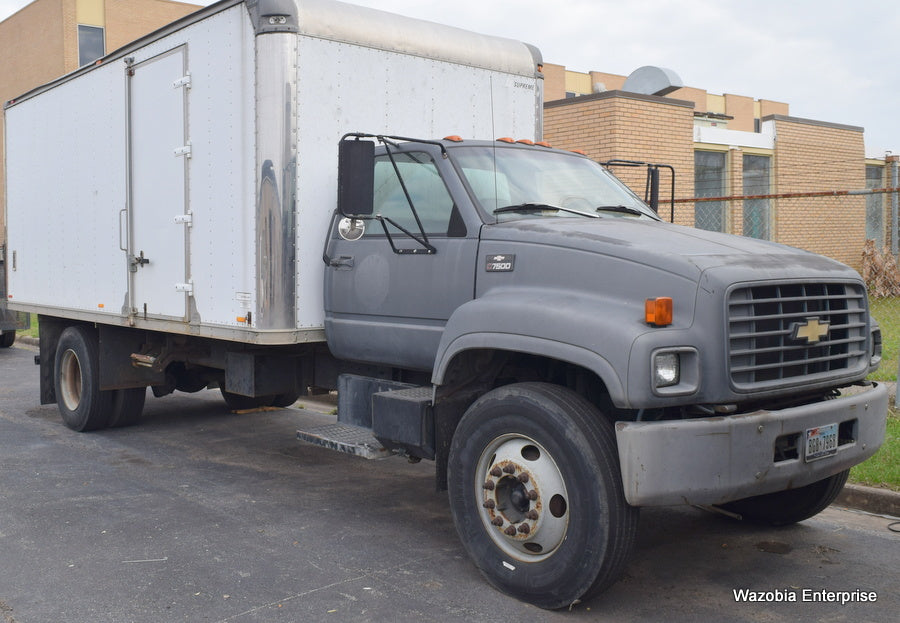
502;464;516;474
518;524;530;535
483;499;495;509
504;526;517;536
490;467;502;478
483;480;495;491
491;517;504;526
526;490;538;501
517;473;529;483
526;510;539;520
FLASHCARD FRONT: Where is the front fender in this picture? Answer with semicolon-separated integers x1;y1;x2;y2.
432;290;644;407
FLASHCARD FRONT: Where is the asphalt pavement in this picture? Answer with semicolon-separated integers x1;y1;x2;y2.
1;340;898;622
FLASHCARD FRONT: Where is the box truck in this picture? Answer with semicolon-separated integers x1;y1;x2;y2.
2;0;888;609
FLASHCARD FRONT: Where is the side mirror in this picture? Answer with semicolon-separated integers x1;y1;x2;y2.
338;139;375;217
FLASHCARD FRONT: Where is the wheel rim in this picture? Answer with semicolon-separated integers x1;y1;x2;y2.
475;434;569;562
59;349;83;411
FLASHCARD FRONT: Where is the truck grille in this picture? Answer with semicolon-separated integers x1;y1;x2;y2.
727;282;868;390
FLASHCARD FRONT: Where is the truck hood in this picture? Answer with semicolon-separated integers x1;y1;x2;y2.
481;217;861;284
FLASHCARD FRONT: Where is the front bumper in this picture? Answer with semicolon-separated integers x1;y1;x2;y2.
615;383;888;506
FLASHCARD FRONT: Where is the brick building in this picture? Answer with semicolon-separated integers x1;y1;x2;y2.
543;64;895;270
0;0;201;233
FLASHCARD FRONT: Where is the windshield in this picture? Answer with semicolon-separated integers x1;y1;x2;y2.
451;146;659;221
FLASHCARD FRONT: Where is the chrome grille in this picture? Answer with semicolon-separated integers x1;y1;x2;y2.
727;282;868;389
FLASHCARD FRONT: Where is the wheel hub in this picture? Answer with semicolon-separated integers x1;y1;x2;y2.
59;349;83;411
477;436;569;561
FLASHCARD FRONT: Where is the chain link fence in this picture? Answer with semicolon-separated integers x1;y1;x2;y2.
680;189;899;383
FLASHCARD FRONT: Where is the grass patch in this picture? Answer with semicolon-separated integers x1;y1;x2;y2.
869;297;898;382
849;405;900;491
22;313;39;339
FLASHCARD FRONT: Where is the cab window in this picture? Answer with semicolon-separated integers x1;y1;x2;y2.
370;152;458;236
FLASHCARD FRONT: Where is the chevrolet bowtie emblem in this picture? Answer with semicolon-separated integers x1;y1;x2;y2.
791;317;830;344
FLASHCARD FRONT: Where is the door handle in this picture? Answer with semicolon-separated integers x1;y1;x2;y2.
129;250;150;272
327;255;354;270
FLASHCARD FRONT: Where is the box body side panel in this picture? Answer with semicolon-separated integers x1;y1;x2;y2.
293;36;540;329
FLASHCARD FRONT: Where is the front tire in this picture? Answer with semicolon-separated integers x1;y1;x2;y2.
721;470;850;526
448;383;638;609
54;326;114;431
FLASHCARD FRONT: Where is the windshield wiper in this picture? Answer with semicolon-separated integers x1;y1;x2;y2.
493;203;599;218
595;205;646;217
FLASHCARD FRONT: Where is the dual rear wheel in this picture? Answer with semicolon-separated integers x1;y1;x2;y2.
54;325;297;431
0;331;15;348
54;326;145;432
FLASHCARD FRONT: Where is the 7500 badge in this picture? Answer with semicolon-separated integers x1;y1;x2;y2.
485;254;515;272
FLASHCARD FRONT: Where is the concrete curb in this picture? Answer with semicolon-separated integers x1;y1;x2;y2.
17;335;39;347
834;483;900;518
11;334;898;518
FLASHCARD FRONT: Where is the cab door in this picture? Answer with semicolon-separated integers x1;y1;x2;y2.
324;147;478;370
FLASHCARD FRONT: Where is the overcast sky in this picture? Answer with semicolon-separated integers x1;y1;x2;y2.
2;0;898;156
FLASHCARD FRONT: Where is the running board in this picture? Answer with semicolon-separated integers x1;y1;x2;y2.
296;421;394;460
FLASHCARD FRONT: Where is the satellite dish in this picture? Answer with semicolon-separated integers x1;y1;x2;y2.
622;66;683;96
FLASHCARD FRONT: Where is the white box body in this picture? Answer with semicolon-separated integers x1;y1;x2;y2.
4;0;542;344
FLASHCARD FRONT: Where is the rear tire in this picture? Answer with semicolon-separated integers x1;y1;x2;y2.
220;388;275;411
108;387;147;428
271;390;301;408
0;331;15;348
721;469;850;526
448;382;638;609
54;326;113;432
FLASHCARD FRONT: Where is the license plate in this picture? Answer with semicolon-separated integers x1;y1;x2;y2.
805;423;838;462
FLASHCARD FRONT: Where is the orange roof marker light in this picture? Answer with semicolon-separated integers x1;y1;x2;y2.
645;297;673;327
536;141;553;148
570;149;586;155
516;139;534;145
496;137;515;143
443;135;464;142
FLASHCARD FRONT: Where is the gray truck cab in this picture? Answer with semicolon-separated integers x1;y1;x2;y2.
320;134;887;608
324;136;661;371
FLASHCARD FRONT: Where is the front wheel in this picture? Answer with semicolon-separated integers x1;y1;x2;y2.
721;470;850;526
448;383;638;610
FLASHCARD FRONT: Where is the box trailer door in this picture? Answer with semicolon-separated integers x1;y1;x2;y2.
127;47;191;320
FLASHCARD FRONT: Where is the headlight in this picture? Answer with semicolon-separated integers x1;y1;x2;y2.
654;352;680;387
650;347;700;396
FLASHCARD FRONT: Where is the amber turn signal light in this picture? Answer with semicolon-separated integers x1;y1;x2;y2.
645;297;673;326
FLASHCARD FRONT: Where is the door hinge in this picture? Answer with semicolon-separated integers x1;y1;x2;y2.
174;212;193;226
174;143;192;158
175;281;194;295
173;73;192;89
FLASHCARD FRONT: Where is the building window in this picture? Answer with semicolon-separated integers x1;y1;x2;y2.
865;165;885;247
78;25;105;66
742;154;771;240
694;151;727;232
